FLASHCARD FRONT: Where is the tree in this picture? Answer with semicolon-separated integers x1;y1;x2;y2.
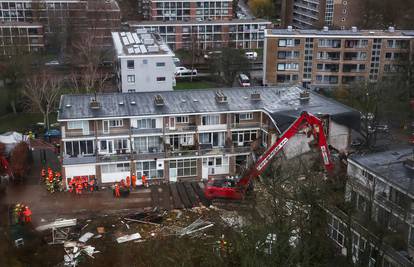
248;0;274;19
23;71;63;129
10;142;30;179
208;48;250;85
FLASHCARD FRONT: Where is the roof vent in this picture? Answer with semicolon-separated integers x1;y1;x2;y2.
323;26;329;32
403;157;414;172
351;26;357;32
130;101;136;105
154;94;165;106
215;91;227;103
287;25;293;32
299;90;310;102
369;31;375;35
89;98;101;109
388;26;395;33
251;91;261;101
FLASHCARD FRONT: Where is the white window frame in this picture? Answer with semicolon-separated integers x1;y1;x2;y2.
101;162;130;173
67;121;84;129
109;119;123;127
176;116;189;123
137;118;156;129
169;159;197;177
239;113;253;120
201;114;220;125
127;75;135;83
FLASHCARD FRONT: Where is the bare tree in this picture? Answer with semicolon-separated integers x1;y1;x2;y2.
23;71;63;129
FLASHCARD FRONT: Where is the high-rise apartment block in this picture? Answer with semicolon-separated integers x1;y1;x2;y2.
281;0;361;30
129;19;271;50
149;0;233;21
0;21;44;56
263;27;414;89
0;0;121;56
112;29;176;93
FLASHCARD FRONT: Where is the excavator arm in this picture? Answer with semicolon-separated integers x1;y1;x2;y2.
237;111;333;188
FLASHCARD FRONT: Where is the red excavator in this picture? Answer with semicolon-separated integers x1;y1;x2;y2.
204;111;334;200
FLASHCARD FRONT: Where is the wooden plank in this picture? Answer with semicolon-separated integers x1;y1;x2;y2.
176;183;192;208
150;185;160;208
169;183;184;209
159;184;172;210
191;182;211;207
183;182;199;207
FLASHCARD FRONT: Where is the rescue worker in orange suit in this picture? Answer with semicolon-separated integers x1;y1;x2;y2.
131;174;137;189
141;174;148;188
48;169;54;183
89;179;94;192
23;206;32;223
76;183;83;195
126;176;131;188
114;183;120;198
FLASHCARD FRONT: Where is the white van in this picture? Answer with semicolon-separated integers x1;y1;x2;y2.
238;73;250;87
245;51;258;60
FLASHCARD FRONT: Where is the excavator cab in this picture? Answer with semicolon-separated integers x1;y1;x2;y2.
205;178;244;200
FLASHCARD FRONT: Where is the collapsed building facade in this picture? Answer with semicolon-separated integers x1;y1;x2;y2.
57;86;359;188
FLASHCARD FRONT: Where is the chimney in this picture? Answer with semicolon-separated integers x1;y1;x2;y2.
323;26;329;32
299;90;310;103
388;26;395;33
287;25;293;32
89;98;101;109
351;26;357;32
154;94;165;106
251;91;261;101
215;91;227;103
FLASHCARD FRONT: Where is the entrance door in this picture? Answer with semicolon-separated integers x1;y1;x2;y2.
238;133;244;146
234;114;240;124
103;120;110;134
169;117;175;130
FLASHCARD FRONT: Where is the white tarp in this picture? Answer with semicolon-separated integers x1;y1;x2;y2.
0;132;27;153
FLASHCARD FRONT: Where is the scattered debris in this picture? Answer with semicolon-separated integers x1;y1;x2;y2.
176;218;214;237
81;224;89;231
97;227;105;234
36;218;77;232
78;232;94;243
116;233;142;243
93;234;102;239
124;218;160;226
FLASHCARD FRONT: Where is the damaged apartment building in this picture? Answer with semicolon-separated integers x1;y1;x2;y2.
326;147;414;266
57;86;359;188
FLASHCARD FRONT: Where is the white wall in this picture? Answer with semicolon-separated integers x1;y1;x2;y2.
120;55;175;92
283;134;312;159
329;121;349;152
64;165;96;178
101;171;131;183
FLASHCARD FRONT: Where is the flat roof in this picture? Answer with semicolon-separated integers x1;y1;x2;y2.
58;86;360;131
112;30;174;57
349;147;414;197
266;28;414;38
128;18;271;26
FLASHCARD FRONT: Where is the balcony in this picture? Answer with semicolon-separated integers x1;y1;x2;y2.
96;128;131;137
63;129;95;138
198;124;227;132
165;125;197;133
131;127;163;135
230;122;264;129
62;155;97;165
166;146;251;158
97;153;131;163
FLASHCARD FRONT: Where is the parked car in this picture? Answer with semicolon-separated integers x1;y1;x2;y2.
238;73;250;87
204;51;222;60
245;51;258;60
45;60;60;66
175;66;197;76
375;124;389;133
173;57;181;64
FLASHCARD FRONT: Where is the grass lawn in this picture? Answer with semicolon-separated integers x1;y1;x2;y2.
0;113;57;133
174;81;223;90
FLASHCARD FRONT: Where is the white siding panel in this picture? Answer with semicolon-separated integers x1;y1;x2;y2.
65;165;96;178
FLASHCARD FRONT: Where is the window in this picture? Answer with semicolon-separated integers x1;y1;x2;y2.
156;62;165;67
134;136;161;153
109;119;123;127
101;163;130;173
137;118;156;129
328;216;345;247
170;159;197;177
156;77;166;82
232;130;257;144
199;132;225;147
65;140;94;157
201;114;220;125
114;139;128;151
239;113;253;120
136;161;161;179
127;60;134;69
277;63;285;71
176;116;189;123
362;169;374;181
127;75;135;83
143;59;148;64
68;121;86;129
278;39;287;47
